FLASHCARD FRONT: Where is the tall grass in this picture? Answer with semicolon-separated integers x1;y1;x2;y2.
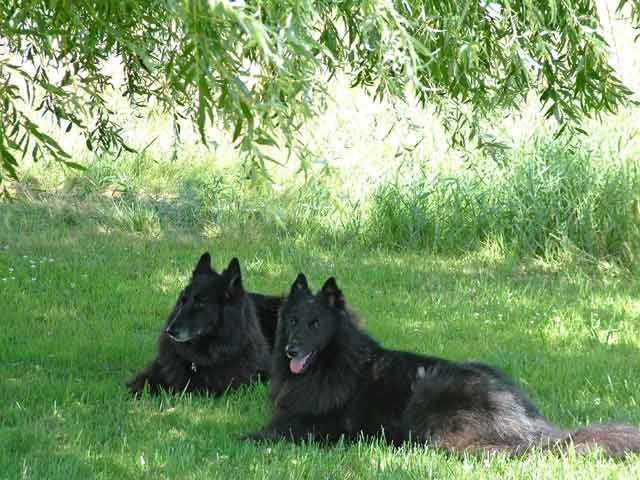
367;141;640;263
15;136;639;266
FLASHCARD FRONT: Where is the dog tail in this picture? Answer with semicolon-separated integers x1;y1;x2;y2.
483;423;640;458
553;423;640;458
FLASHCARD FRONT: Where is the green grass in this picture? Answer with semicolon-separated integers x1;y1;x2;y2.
3;28;640;475
367;140;640;262
2;191;640;479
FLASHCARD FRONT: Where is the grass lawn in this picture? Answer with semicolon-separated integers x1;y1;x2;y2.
3;10;640;475
1;197;639;479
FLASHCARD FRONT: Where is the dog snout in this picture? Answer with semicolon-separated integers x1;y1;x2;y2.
285;344;301;359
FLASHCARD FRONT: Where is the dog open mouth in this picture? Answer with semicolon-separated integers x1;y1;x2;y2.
289;351;315;374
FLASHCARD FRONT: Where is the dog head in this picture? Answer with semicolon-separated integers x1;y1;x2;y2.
164;253;244;343
278;273;346;375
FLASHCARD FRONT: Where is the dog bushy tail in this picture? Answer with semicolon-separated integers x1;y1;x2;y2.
480;423;640;458
555;423;640;458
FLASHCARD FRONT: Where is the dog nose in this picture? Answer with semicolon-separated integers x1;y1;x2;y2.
285;344;300;358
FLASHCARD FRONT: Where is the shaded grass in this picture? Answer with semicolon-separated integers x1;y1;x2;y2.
1;196;640;479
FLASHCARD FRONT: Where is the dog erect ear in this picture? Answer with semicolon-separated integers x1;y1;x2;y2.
224;257;243;298
193;252;213;275
320;277;344;308
290;273;309;295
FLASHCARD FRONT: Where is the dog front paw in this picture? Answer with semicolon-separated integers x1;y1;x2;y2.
126;375;148;396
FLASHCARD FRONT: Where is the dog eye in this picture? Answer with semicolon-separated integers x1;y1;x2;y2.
193;296;206;307
309;318;319;329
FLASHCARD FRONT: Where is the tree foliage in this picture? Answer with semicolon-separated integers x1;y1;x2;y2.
1;0;639;191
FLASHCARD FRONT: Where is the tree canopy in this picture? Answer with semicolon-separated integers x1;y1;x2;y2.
1;0;639;192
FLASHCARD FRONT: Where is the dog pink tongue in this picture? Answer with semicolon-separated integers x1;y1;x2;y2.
289;354;309;374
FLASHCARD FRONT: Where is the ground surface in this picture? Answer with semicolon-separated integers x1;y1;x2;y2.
1;199;639;479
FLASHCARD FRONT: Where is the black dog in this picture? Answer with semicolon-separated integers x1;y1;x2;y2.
246;274;640;458
126;252;282;396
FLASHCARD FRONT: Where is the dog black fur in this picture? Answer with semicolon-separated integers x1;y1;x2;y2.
126;253;282;396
